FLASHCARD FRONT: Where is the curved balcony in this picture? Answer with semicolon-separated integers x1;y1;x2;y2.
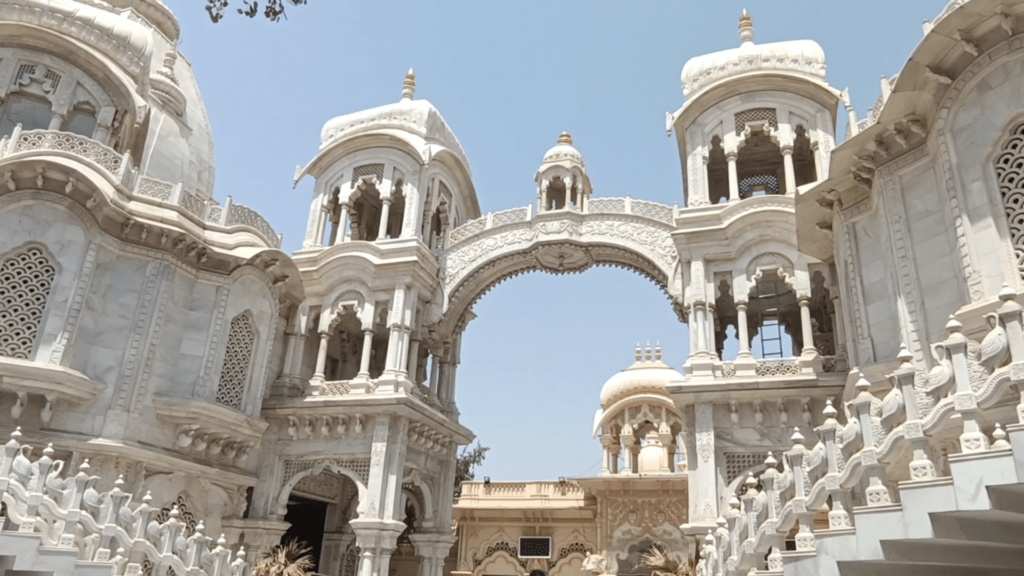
0;127;282;248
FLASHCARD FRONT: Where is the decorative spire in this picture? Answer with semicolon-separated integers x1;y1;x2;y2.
402;69;416;101
635;342;642;362
558;132;573;146
739;9;754;44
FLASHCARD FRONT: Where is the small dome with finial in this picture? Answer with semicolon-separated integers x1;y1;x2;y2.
541;132;584;166
680;9;827;99
599;344;683;408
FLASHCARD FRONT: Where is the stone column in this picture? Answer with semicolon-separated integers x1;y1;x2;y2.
47;111;64;131
798;297;816;356
410;534;457;576
690;403;718;525
313;331;331;382
377;197;392;240
736;302;752;358
539;182;548;212
782;146;796;194
358;329;374;379
428;353;440;398
335;202;350;245
328;208;341;246
407;337;421;383
726;152;739;201
831;293;848;370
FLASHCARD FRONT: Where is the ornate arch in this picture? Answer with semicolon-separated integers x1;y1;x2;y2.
275;461;368;517
473;551;523;576
402;467;435;529
439;211;681;333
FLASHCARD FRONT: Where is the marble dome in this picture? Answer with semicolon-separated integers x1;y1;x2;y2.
680;11;827;99
599;346;683;409
541;132;584;167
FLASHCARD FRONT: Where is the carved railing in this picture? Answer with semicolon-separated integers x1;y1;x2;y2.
131;176;281;248
445;197;678;247
755;358;801;377
0;429;248;575
0;128;137;189
458;481;584;499
701;286;1024;576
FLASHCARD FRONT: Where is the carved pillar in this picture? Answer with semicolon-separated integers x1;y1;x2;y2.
539;181;549;213
313;331;331;382
690;403;718;525
564;179;572;209
47;111;64;131
410;534;457;576
407;337;421;383
735;301;752;359
377;197;392;240
428;352;441;398
358;329;374;379
336;202;350;245
328;207;341;246
726;152;739;202
799;297;817;356
782;146;796;194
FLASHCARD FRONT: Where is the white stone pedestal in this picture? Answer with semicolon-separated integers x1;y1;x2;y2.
948;449;1018;510
851;504;904;560
897;477;957;538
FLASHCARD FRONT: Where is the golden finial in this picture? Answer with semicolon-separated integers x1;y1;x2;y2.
739;9;755;44
402;69;416;100
557;132;573;146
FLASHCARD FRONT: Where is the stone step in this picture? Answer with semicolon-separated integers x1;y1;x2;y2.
837;560;1024;576
929;509;1024;545
986;483;1024;515
880;538;1024;568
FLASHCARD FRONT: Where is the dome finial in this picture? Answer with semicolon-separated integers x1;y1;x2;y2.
739;9;754;45
402;69;416;101
558;132;573;146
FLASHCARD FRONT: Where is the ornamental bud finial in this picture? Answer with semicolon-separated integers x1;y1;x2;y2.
402;69;416;101
558;132;573;146
739;9;754;44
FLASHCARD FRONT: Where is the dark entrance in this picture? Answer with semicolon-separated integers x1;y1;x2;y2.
283;495;330;571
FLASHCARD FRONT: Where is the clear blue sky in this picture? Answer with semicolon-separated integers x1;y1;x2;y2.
168;0;942;481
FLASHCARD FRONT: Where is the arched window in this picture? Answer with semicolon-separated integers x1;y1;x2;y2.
0;93;53;137
994;122;1024;280
216;313;256;410
0;246;56;360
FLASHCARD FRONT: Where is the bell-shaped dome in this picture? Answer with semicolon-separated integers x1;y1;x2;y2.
680;10;827;100
599;345;683;409
541;132;584;167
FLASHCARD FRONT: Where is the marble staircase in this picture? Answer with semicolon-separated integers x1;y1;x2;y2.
836;476;1024;575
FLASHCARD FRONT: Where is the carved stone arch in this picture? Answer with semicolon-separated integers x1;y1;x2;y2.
0;191;98;364
934;35;1024;299
402;468;435;529
549;552;588;576
745;252;795;291
473;551;522;576
439;213;681;336
325;288;368;332
275;463;368;518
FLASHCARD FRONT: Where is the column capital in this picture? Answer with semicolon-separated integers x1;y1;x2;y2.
349;518;406;550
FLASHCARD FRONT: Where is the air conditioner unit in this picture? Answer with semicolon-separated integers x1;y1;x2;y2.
518;537;552;559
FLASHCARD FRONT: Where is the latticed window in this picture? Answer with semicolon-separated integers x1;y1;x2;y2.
734;107;778;135
215;313;256;410
995;122;1024;279
0;246;56;360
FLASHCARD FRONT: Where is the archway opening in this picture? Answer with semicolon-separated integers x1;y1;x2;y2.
455;266;688;482
736;129;784;199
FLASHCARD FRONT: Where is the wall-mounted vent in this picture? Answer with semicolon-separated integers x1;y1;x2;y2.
518;537;551;559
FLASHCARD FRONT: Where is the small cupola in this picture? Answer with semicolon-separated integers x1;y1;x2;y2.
535;132;593;212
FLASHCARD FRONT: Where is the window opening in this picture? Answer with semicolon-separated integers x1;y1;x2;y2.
0;93;53;137
706;135;729;204
0;246;56;360
215;313;256;410
994;122;1024;280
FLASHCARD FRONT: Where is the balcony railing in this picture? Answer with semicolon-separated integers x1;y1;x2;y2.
0;127;281;249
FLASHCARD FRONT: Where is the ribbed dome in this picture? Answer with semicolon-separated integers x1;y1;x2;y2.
599;346;683;409
680;11;827;99
541;132;584;166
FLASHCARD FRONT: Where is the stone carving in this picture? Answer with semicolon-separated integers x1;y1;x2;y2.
995;122;1024;282
0;245;56;360
11;129;123;176
695;404;714;463
215;314;256;411
582;553;607;574
226;203;281;248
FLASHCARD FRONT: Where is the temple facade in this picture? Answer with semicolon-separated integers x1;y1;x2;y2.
3;1;1024;575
